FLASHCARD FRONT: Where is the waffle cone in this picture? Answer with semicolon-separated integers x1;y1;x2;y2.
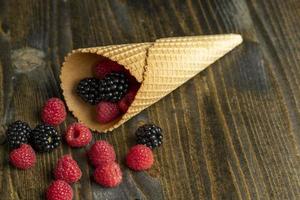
60;34;242;132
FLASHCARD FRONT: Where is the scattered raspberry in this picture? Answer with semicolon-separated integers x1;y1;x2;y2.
96;102;121;124
93;162;122;187
126;145;154;171
118;83;140;113
88;140;116;167
65;123;92;147
54;155;82;184
42;98;66;126
93;59;126;79
9;144;36;170
46;180;73;200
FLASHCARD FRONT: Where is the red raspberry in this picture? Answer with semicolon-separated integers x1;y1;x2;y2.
9;144;36;170
88;140;116;167
126;145;154;171
46;180;73;200
118;83;140;113
93;162;122;187
93;59;126;79
65;123;92;147
54;155;82;183
96;102;121;123
42;98;66;126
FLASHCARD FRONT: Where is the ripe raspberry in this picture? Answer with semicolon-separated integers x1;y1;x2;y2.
9;144;36;170
93;162;122;187
126;145;154;171
65;123;92;147
54;155;82;184
46;180;73;200
118;83;140;113
88;140;116;167
93;59;126;79
42;98;66;126
96;102;121;124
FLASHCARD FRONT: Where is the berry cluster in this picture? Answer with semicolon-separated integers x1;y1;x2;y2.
45;123;164;199
49;122;163;193
46;155;82;200
76;59;141;124
88;141;122;187
125;124;163;171
5;68;164;200
6;98;67;170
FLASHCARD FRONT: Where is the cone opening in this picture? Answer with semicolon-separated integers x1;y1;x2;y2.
60;52;127;131
60;51;144;131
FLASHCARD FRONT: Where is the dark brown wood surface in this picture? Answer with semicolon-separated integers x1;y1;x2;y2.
0;0;299;199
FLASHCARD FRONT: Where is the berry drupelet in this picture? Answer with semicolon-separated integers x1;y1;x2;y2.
31;124;61;152
76;78;102;105
100;72;129;102
6;120;32;149
135;124;163;149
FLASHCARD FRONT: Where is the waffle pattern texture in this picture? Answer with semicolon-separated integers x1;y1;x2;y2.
60;34;242;132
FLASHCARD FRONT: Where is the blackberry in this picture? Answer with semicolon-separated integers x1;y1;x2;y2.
100;72;129;102
6;120;31;149
76;78;102;105
31;124;61;152
136;124;163;149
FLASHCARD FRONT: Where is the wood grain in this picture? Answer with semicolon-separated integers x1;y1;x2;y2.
0;0;299;199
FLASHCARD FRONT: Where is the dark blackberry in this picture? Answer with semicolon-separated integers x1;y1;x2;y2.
6;120;31;149
31;124;61;152
136;124;163;149
76;78;102;105
100;72;129;102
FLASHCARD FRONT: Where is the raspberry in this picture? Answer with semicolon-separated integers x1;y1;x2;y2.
65;123;92;147
42;98;66;126
88;140;116;167
118;83;140;113
96;102;121;124
46;180;73;200
93;162;122;187
93;59;126;79
9;144;36;170
54;155;82;183
126;145;154;171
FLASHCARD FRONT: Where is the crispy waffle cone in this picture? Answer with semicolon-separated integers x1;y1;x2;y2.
60;34;242;132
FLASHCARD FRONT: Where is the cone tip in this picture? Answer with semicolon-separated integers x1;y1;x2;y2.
230;34;243;45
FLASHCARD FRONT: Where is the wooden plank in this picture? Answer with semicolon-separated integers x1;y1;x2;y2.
0;0;299;199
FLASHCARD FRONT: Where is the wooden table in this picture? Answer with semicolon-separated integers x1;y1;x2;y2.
0;0;299;199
